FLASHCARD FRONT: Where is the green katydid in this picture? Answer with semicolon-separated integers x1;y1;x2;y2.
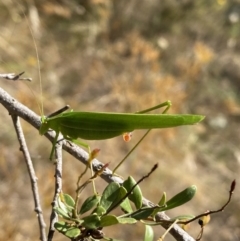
39;101;204;167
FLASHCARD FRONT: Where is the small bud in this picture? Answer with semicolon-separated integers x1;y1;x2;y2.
101;162;110;170
123;132;132;142
90;148;101;159
230;179;236;193
198;211;210;227
95;163;109;177
98;163;109;173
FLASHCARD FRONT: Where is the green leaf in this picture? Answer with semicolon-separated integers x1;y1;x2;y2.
100;215;119;227
54;221;69;233
92;205;106;216
144;225;154;241
117;217;137;224
79;194;100;215
57;196;70;215
130;207;156;220
100;183;128;213
158;192;166;206
65;227;81;238
151;192;167;217
54;207;71;220
120;197;133;213
123;176;142;209
82;214;101;229
161;185;197;211
108;186;127;212
54;221;80;238
62;193;75;208
100;182;120;211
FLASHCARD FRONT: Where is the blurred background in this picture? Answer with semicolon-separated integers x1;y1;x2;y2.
0;0;239;240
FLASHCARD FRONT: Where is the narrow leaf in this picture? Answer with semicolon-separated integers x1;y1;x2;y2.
161;185;197;211
123;176;142;209
144;225;154;241
130;207;156;220
65;227;81;238
54;221;80;238
158;192;166;206
120;197;133;213
100;182;120;211
62;193;75;208
57;195;70;214
151;192;167;217
82;214;100;229
54;207;71;220
117;217;137;224
92;205;106;216
54;221;69;233
79;194;99;215
100;215;119;227
108;186;127;212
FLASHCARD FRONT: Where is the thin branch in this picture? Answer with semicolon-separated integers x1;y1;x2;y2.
0;72;32;81
47;138;63;241
180;179;236;225
0;86;195;241
10;114;47;241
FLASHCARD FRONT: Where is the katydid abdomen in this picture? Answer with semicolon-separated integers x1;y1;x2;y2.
40;111;204;140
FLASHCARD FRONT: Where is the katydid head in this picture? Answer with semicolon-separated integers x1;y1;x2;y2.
39;116;50;135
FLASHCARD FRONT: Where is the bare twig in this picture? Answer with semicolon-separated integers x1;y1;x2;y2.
10;114;46;241
182;179;236;225
0;87;195;241
0;72;32;81
47;138;63;241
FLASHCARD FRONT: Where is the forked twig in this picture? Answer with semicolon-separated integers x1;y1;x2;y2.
178;179;236;226
10;114;46;241
0;72;32;81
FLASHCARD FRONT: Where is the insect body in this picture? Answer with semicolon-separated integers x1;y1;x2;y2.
40;111;204;140
39;108;204;160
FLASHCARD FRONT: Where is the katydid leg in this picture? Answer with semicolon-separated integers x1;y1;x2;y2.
49;130;97;194
113;101;171;174
135;100;171;114
64;137;97;194
47;105;70;118
49;131;60;160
